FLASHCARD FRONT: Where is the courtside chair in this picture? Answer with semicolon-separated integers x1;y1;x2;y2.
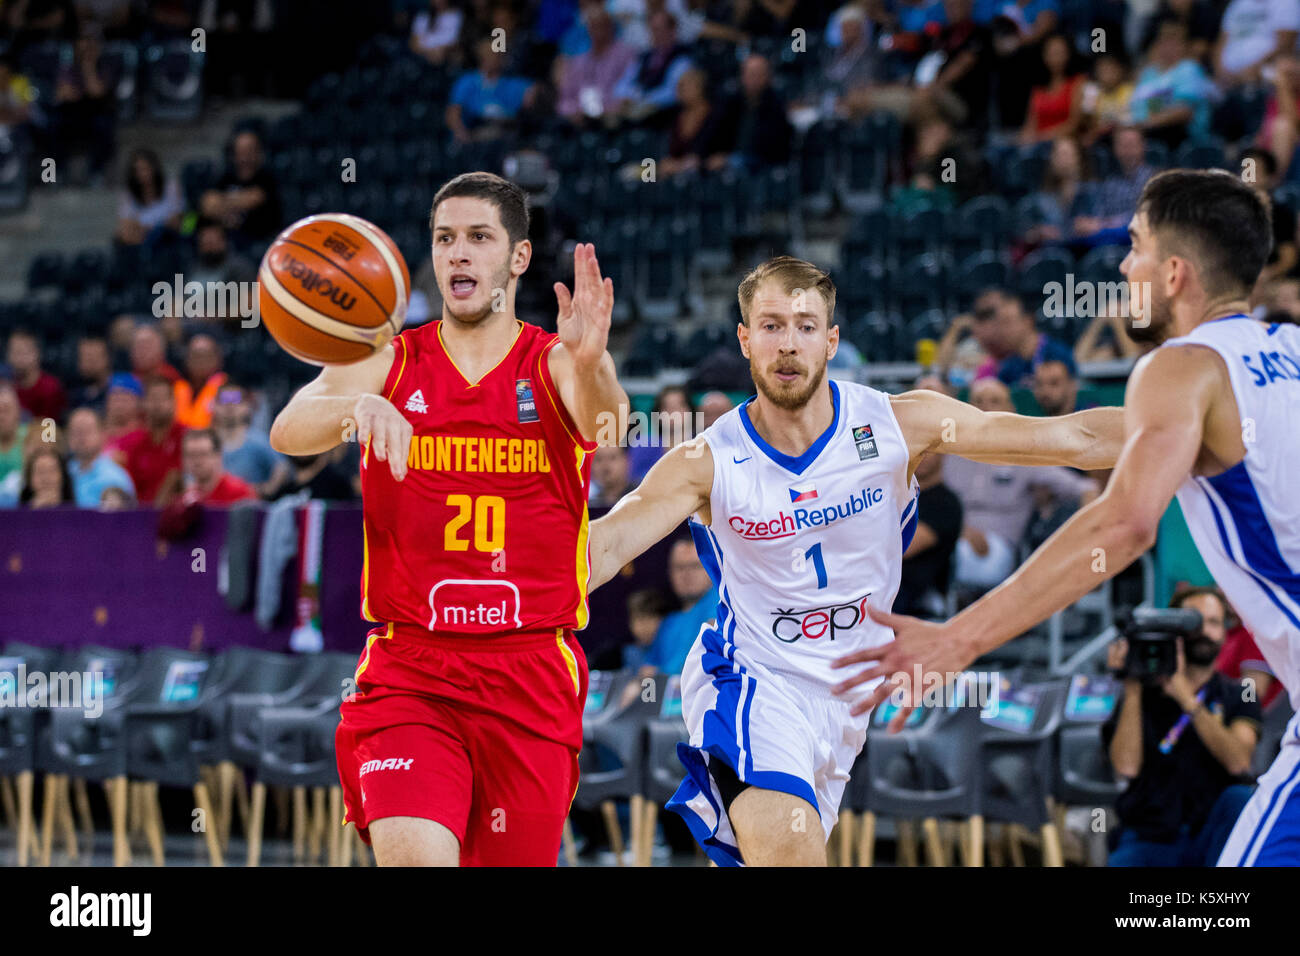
0;651;40;865
639;673;691;867
1054;672;1125;866
1252;695;1297;780
861;695;986;867
574;670;658;866
978;679;1069;866
248;698;345;867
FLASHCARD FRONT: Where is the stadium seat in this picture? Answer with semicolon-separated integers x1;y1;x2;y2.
894;253;947;316
0;131;31;212
895;206;948;260
18;40;71;108
99;40;140;122
1016;246;1075;310
847;309;906;363
953;250;1012;301
143;40;205;122
65;249;111;295
622;324;679;377
951;196;1011;257
0;651;39;864
1175;138;1227;171
1076;243;1129;285
27;251;65;292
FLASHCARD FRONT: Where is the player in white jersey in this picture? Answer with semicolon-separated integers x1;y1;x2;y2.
586;256;1124;866
837;169;1300;866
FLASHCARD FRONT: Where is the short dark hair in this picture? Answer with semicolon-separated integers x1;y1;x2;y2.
430;172;530;246
183;427;221;453
1137;168;1273;298
1170;584;1232;626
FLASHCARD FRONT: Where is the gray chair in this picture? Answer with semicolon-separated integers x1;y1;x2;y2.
1252;694;1297;779
639;674;690;866
0;653;39;864
978;679;1069;866
862;694;986;866
144;40;204;121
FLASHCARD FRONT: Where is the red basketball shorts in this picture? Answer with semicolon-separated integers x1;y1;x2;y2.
336;623;588;866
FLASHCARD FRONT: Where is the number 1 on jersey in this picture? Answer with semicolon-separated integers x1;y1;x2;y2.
805;542;827;589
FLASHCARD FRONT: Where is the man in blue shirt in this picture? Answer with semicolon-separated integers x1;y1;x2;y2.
446;37;536;143
641;538;718;676
66;406;135;508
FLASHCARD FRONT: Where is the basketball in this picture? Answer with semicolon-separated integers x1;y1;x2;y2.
258;213;411;366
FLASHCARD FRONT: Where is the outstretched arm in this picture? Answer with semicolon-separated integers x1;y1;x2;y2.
890;388;1124;471
836;348;1224;725
587;438;714;591
550;243;628;445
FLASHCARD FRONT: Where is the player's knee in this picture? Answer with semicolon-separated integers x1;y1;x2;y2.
368;815;460;866
728;789;826;866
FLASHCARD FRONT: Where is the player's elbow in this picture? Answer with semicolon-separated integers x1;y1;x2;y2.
1104;504;1159;556
268;414;298;456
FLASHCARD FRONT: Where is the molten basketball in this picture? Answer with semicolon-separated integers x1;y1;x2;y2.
258;213;411;365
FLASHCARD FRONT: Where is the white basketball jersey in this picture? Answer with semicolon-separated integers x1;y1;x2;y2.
1166;315;1300;710
690;379;919;690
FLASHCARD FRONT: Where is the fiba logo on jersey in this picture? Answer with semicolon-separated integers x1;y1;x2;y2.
516;378;539;423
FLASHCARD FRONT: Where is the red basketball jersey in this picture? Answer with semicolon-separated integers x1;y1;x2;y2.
359;319;597;635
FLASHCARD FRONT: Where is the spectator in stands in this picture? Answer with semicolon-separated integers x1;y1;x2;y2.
822;4;882;112
445;36;537;143
19;445;73;509
945;376;1098;590
1258;275;1300;324
68;334;113;413
896;115;990;208
612;10;693;124
635;537;717;679
173;333;227;429
77;1;134;39
1080;51;1134;146
189;218;256;286
0;55;35;138
107;313;136;362
732;0;801;41
1022;135;1094;245
975;0;1058;47
556;4;638;125
895;449;963;618
109;376;185;505
177;428;257;505
65;405;135;508
6;328;66;423
622;587;674;670
52;30;113;184
1256;54;1300;179
0;380;29;506
977;289;1074;387
1240;146;1299;284
1031;356;1080;415
934;288;1007;387
7;0;76;46
1072;125;1154;244
658;67;726;175
130;323;181;383
1140;0;1220;66
677;0;751;46
102;372;143;443
212;384;288;498
200;129;282;248
714;54;792;172
1103;589;1262;866
410;0;464;66
627;384;694;481
114;148;183;247
697;390;732;428
921;0;995;131
1019;33;1084;145
1213;0;1299;91
590;443;633;508
1129;18;1215;150
273;447;359;501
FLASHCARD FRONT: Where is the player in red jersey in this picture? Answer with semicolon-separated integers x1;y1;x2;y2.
270;172;627;866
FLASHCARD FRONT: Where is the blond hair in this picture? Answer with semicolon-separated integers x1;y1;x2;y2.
737;256;837;326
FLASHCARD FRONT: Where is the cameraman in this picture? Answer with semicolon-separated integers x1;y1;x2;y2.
1101;587;1261;866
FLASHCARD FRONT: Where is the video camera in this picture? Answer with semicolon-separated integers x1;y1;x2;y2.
1118;607;1204;684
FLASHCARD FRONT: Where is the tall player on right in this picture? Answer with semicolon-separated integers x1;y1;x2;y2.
836;169;1300;865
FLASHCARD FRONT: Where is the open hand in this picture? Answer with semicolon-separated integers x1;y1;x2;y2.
554;243;614;369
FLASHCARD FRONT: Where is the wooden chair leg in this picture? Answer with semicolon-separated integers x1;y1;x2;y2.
292;787;307;861
967;815;984;867
56;776;78;861
561;818;578;867
233;768;251;844
1007;823;1026;867
629;794;644;868
308;787;326;864
600;799;625;866
40;774;58;866
193;782;223;866
0;775;16;829
274;785;290;837
328;786;343;867
640;800;658;867
896;819;918;867
108;775;129;866
246;781;266;868
857;810;876;866
71;777;94;840
143;783;165;866
16;770;34;867
922;817;945;867
218;761;236;849
339;820;355;867
1041;823;1064;867
838;810;857;867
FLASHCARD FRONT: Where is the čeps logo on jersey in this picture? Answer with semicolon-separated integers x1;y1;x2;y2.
729;485;886;540
771;591;873;643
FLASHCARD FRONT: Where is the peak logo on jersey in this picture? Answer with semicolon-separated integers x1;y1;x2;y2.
405;435;552;473
359;757;414;775
771;591;873;643
405;389;428;414
516;378;539;423
789;483;818;503
853;424;879;460
729;486;885;540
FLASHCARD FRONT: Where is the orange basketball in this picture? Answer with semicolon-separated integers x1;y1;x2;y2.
258;213;411;366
